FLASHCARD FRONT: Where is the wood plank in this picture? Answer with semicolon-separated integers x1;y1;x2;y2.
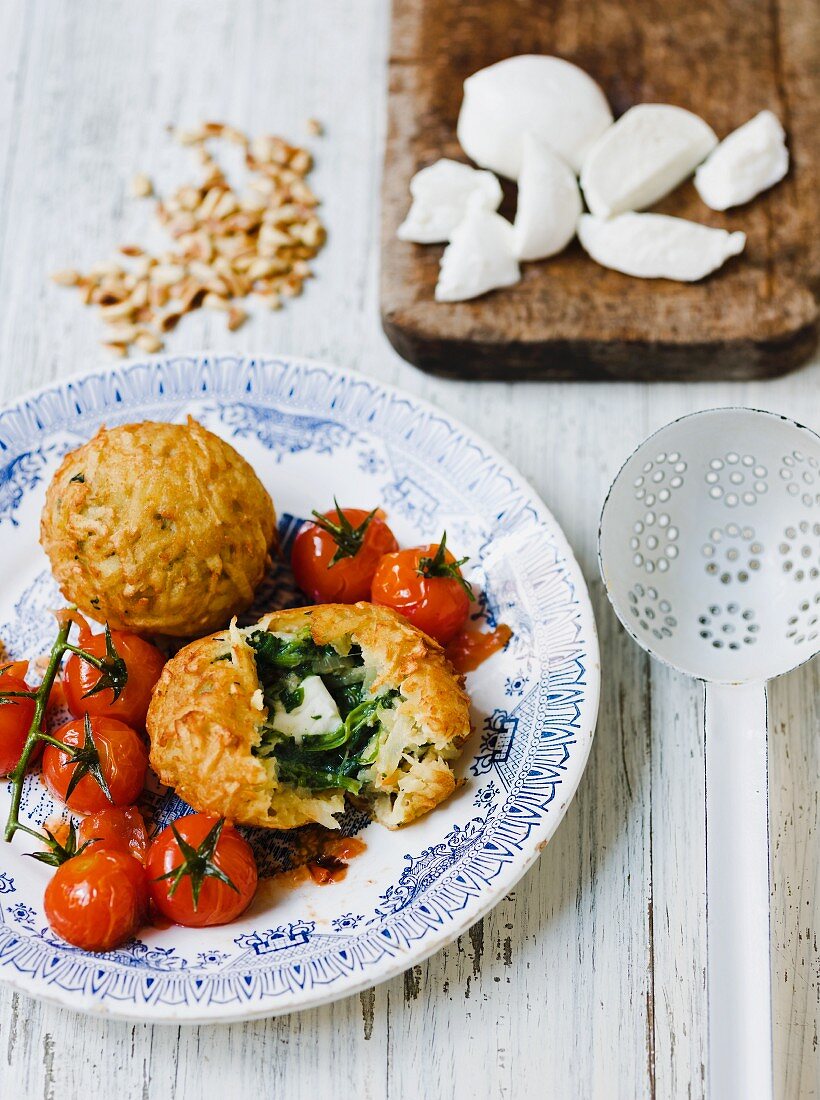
380;0;820;380
769;658;820;1100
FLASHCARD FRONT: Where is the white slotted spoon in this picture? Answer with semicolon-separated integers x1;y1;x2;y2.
598;407;820;1100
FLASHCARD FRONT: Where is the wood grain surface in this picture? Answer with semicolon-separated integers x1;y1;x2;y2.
381;0;820;381
0;3;817;1098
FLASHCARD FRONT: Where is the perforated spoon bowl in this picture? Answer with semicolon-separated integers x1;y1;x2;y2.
598;407;820;1100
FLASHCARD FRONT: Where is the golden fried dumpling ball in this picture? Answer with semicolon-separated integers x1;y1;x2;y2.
147;603;472;829
40;418;276;637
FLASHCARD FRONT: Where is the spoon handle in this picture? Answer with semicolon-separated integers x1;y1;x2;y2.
704;681;773;1100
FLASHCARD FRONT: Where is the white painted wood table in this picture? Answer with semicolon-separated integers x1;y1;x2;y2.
0;3;817;1097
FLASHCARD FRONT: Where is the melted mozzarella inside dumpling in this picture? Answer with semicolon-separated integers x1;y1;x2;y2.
271;675;342;745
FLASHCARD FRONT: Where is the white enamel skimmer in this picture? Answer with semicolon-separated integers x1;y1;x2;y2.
598;407;820;1100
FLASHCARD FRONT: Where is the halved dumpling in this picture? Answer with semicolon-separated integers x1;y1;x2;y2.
146;603;471;829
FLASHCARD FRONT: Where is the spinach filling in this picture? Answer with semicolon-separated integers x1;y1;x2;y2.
248;630;399;795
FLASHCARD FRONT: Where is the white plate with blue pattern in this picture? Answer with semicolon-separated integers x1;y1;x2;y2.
0;354;599;1022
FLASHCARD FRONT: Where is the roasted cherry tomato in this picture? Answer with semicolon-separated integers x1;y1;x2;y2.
64;622;165;729
0;673;36;776
43;715;148;814
146;814;257;928
1;660;30;680
45;848;148;952
78;806;150;864
370;533;474;644
291;503;399;604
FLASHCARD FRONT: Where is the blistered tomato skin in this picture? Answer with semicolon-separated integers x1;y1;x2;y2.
146;814;258;928
291;507;399;604
64;627;165;729
44;849;148;952
0;675;36;775
371;543;472;645
43;716;148;814
78;806;150;863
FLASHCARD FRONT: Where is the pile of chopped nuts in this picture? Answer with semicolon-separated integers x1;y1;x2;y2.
50;121;326;357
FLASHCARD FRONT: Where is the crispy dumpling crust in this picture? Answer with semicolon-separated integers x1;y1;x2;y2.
40;418;276;637
256;603;471;755
147;603;471;829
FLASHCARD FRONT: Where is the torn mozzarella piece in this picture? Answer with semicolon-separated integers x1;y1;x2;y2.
457;55;612;178
577;213;745;281
514;134;581;260
270;675;342;745
397;158;503;243
435;206;520;302
694;111;788;211
580;105;718;218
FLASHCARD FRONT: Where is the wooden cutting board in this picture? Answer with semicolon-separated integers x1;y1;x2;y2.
380;0;819;381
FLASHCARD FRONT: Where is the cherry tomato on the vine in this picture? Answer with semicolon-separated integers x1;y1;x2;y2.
146;814;257;928
0;673;36;776
370;533;474;645
1;660;30;681
64;622;165;729
44;848;148;952
78;805;150;864
291;504;399;604
43;715;148;814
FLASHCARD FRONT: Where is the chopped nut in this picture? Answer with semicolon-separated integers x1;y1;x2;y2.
250;176;275;197
175;127;208;146
306;117;323;137
297;218;325;248
99;300;137;322
289;149;312;176
290;179;318;206
105;323;140;343
201;165;226;190
177;186;201;212
89;260;125;279
102;341;128;357
129;281;150;309
134;255;156;278
239;192;267;214
185;231;214;263
280;277;303;298
227;305;248;331
135;331;164;353
148;285;168;311
159;311;184;333
51;123;325;347
179;282;206;312
203;276;230;297
247;258;280;280
151;263;187;287
168;212;198;237
203;292;230;311
250;135;275;164
196;187;222;220
223;125;248;147
130;173;154;198
95;292;121;307
50;268;81;286
212;191;238;220
187;260;214;283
